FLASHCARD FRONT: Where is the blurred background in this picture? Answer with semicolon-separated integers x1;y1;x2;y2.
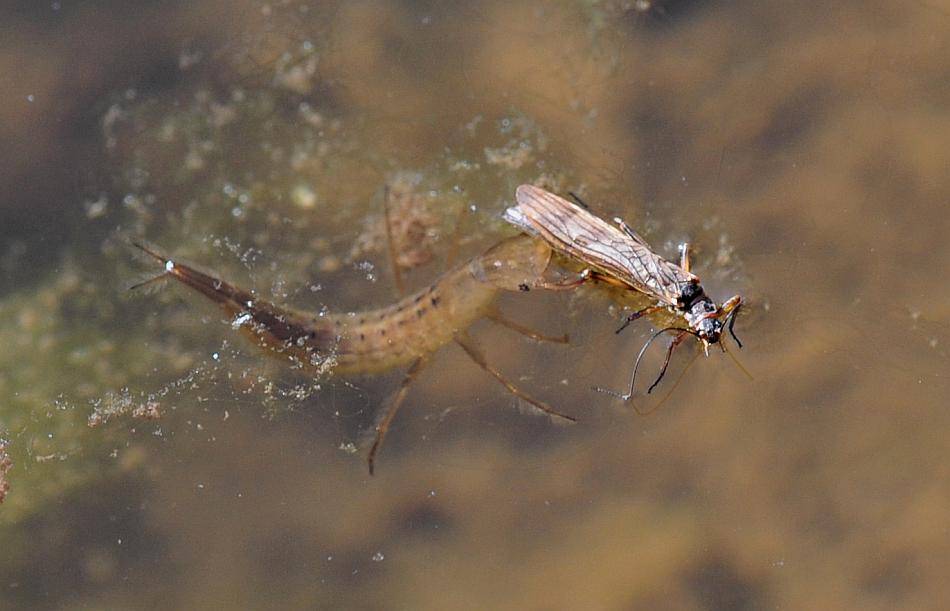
1;1;948;609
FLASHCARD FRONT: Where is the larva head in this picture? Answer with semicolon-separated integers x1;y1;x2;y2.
470;235;552;291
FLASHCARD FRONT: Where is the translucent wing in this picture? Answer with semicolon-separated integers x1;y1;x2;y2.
505;184;696;306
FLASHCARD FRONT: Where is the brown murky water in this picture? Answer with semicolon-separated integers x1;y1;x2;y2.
2;1;948;609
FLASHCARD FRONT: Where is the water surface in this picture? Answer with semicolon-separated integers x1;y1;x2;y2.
1;1;948;609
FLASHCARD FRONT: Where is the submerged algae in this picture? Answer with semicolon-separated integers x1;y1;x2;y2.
0;31;561;526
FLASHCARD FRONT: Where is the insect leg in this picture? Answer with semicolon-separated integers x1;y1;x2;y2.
593;326;693;401
720;295;743;348
616;304;665;334
485;308;569;344
367;356;429;475
646;331;690;394
453;331;576;422
679;243;691;273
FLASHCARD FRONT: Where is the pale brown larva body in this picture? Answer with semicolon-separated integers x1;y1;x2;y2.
133;234;571;473
135;235;551;373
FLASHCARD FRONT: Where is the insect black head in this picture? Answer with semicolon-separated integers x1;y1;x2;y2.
695;316;723;344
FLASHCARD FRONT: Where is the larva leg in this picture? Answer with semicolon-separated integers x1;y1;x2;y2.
367;356;429;475
484;308;568;344
453;331;575;422
533;268;593;291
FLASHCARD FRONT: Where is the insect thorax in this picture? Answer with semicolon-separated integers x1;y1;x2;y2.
676;280;705;311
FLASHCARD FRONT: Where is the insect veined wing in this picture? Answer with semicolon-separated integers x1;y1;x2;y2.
501;205;535;235
508;184;694;305
597;237;693;305
511;184;636;246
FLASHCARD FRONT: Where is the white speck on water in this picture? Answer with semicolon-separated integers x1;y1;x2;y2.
372;552;385;562
26;94;35;102
165;260;175;272
355;260;377;282
212;352;220;361
231;313;252;329
291;184;317;209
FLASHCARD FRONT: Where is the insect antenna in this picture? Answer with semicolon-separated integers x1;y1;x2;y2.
382;184;405;297
128;241;173;291
720;336;754;382
443;197;469;270
593;326;696;402
567;191;590;210
128;273;170;293
636;348;702;416
130;240;169;264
